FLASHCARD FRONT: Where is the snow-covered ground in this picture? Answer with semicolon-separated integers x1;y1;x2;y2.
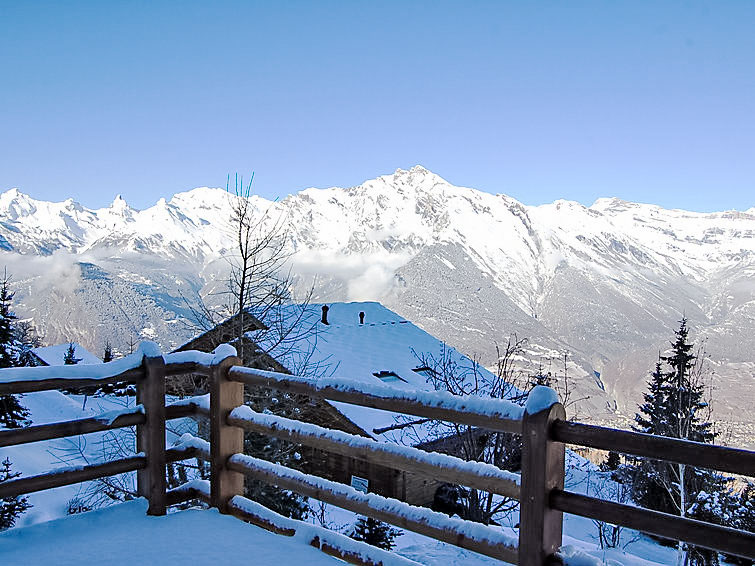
0;499;350;566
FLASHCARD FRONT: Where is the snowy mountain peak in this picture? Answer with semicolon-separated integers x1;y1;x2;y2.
0;188;40;221
382;165;449;191
0;187;25;202
63;197;84;212
110;194;129;210
590;196;639;212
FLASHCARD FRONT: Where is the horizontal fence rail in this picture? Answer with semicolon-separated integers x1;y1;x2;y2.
225;405;522;500
0;447;196;500
0;455;146;499
0;408;146;448
550;490;755;560
551;420;755;477
229;366;525;434
0;367;146;395
165;479;427;566
228;406;520;499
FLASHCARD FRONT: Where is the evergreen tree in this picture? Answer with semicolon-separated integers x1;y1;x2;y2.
242;428;309;519
244;479;308;520
1;457;31;530
634;360;669;436
529;363;552;389
0;274;17;368
349;516;402;550
0;275;31;529
14;320;41;368
600;451;621;472
63;342;81;365
0;274;30;429
103;341;113;363
630;318;721;565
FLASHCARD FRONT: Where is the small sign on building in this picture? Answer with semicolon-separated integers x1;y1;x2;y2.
350;475;369;494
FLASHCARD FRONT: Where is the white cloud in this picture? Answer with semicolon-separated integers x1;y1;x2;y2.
291;249;412;302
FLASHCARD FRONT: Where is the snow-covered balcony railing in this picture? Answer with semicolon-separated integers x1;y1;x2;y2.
3;343;754;566
548;418;755;561
215;365;754;565
200;366;564;566
0;342;212;516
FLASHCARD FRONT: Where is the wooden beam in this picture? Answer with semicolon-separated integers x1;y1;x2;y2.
209;354;244;513
519;398;565;566
163;361;210;377
0;456;146;499
551;420;755;478
165;403;201;421
165;483;208;507
229;367;523;434
227;499;297;536
165;445;198;463
166;487;198;507
0;447;192;500
0;358;207;396
136;354;167;516
0;367;144;395
0;410;145;448
551;490;755;561
226;412;520;500
226;457;519;565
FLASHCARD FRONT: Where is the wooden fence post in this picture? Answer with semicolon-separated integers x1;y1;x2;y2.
519;387;566;566
136;354;167;516
210;353;244;513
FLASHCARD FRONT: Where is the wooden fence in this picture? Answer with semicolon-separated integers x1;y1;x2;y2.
0;347;753;565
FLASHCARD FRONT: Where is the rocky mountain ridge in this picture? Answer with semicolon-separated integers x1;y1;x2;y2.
2;166;753;446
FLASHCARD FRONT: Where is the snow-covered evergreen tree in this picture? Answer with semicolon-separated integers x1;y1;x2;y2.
1;457;31;530
0;275;17;368
0;274;30;429
349;516;402;550
103;341;113;363
630;319;722;565
63;342;81;365
14;320;41;368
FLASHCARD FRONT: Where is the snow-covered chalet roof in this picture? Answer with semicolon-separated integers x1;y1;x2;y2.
251;302;506;443
31;343;102;366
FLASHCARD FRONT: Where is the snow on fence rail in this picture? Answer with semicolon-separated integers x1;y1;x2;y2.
225;404;521;498
2;343;754;565
228;366;526;433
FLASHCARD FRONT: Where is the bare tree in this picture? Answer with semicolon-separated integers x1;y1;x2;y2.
186;173;320;374
585;464;634;550
184;173;326;519
407;335;528;525
544;350;589;422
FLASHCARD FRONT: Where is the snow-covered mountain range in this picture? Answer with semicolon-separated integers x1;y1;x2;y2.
2;166;754;446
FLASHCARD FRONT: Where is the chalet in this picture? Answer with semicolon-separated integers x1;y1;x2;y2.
174;302;510;509
30;342;101;366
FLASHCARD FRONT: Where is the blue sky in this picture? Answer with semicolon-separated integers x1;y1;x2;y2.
1;1;753;211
